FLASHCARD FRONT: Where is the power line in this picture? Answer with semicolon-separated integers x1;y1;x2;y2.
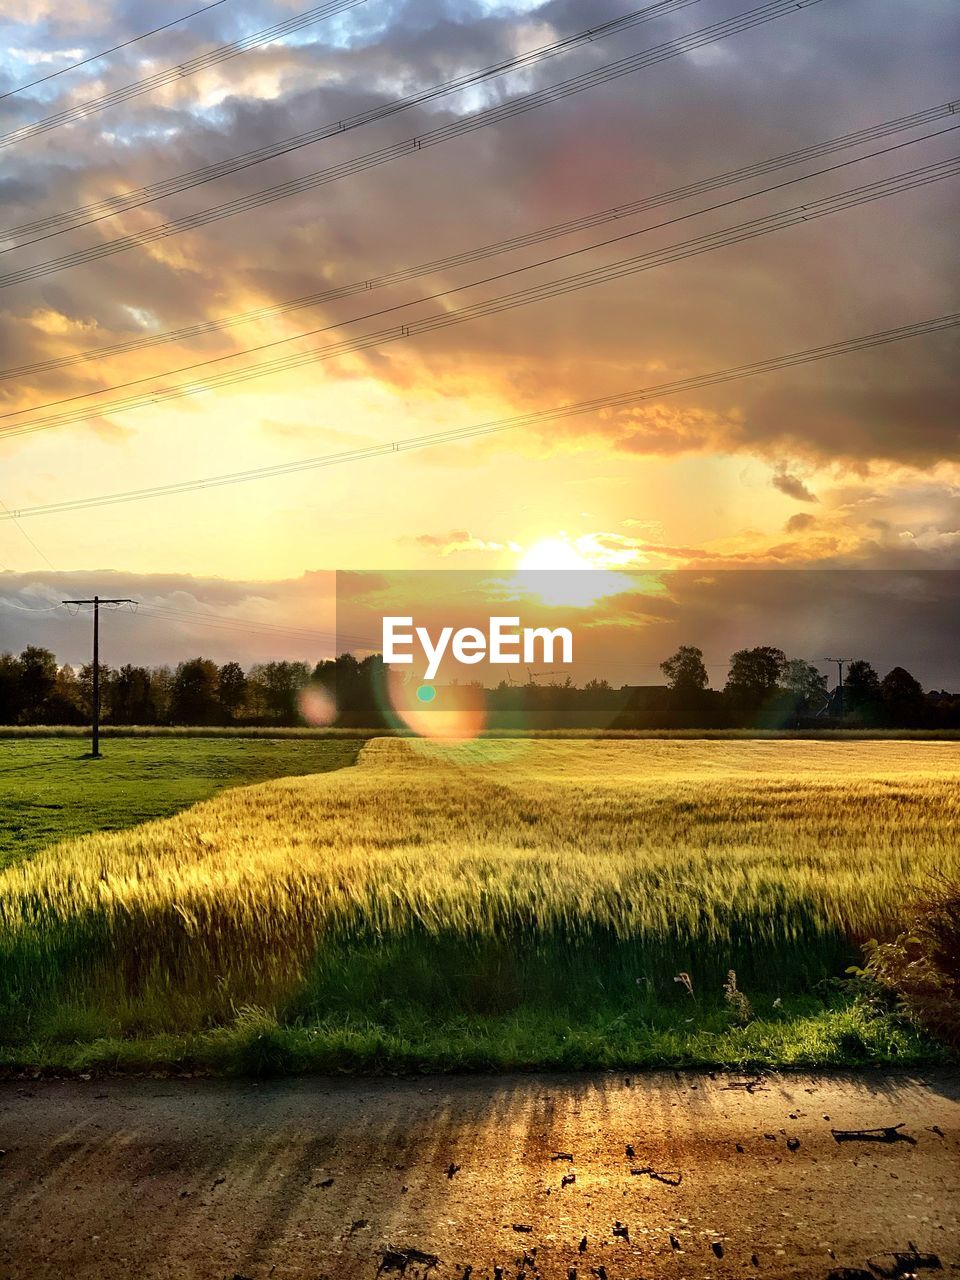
0;591;371;647
4;97;955;386
0;1;231;101
0;0;368;149
0;0;831;286
1;0;711;237
0;598;63;612
0;494;56;569
3;154;957;440
135;601;376;648
7;125;953;424
3;312;954;518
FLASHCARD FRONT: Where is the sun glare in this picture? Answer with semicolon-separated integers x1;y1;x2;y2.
518;537;594;571
502;535;636;607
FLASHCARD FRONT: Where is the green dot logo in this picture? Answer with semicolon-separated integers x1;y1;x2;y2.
416;684;437;703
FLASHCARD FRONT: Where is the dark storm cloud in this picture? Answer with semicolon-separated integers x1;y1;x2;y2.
333;565;960;688
0;0;957;466
584;568;960;688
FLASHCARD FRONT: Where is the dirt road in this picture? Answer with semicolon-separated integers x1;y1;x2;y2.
1;1070;957;1279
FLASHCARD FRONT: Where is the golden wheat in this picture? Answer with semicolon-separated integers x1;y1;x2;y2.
3;738;959;1031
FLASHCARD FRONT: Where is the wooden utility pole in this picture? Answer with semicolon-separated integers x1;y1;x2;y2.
824;657;852;721
62;596;136;757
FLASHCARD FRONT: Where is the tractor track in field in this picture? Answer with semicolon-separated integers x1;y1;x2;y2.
1;1069;958;1279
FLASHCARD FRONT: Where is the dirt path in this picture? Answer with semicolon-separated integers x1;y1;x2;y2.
1;1070;957;1279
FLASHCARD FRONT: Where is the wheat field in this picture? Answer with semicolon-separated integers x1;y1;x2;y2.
3;737;959;1063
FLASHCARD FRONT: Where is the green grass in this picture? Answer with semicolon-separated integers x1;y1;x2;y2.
0;725;379;740
0;736;362;867
3;725;959;740
1;994;942;1076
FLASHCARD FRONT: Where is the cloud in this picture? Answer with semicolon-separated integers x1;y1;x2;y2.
0;0;956;587
773;470;819;503
0;569;338;667
337;565;960;689
785;511;817;533
2;0;956;475
4;561;959;691
408;529;518;555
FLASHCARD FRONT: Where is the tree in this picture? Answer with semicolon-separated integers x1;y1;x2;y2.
111;665;156;724
47;665;84;724
170;658;221;725
782;659;828;712
78;662;116;721
250;660;310;725
261;665;309;727
659;645;713;727
724;645;786;724
844;659;882;723
312;653;388;728
660;645;709;692
881;666;927;727
0;654;24;724
725;646;786;697
881;666;923;702
217;661;247;722
150;666;174;723
18;646;58;723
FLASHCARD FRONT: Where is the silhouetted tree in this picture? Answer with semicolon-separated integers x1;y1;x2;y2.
657;645;713;727
661;645;709;692
150;666;174;723
724;645;786;724
844;659;882;723
312;653;389;727
78;662;115;721
217;661;247;722
248;660;310;725
0;639;951;730
111;665;156;724
881;665;927;727
19;646;59;722
0;653;25;723
928;689;960;729
47;665;84;724
782;658;829;718
726;646;786;696
170;658;221;725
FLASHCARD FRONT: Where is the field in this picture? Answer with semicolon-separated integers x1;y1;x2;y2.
0;736;361;867
2;736;959;1073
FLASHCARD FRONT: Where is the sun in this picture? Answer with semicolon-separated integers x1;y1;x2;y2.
506;534;636;608
518;537;595;571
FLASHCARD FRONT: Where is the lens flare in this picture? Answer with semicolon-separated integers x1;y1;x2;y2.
298;684;337;727
384;666;487;739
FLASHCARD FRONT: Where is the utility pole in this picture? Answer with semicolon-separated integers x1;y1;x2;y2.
62;596;137;757
824;657;852;722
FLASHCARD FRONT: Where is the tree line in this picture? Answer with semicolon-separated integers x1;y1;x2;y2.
0;644;957;729
0;650;331;727
647;645;959;730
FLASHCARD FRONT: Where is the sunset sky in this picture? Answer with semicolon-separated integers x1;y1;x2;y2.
0;0;957;676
